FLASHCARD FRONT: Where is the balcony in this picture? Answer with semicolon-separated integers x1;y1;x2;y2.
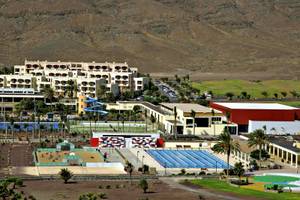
88;66;94;70
82;82;87;86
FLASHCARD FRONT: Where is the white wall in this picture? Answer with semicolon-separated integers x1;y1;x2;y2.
249;120;300;135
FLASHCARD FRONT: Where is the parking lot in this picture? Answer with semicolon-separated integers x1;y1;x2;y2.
153;80;178;102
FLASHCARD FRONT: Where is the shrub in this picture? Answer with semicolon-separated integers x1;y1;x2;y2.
106;185;111;189
98;192;107;199
180;169;186;175
230;180;248;186
98;185;103;189
199;171;206;175
198;194;205;200
139;178;148;193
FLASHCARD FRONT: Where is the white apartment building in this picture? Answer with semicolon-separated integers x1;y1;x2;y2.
3;60;149;98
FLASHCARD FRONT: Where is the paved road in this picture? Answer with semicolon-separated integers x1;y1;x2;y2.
160;177;244;200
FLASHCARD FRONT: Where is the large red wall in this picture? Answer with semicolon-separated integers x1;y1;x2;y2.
211;102;300;125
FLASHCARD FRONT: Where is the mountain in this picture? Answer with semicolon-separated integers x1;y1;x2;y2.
0;0;300;80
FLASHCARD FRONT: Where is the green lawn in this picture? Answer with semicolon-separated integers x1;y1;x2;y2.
254;175;300;183
189;179;300;200
70;125;154;133
192;80;300;98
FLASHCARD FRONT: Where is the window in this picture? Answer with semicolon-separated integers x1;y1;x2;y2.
195;118;209;127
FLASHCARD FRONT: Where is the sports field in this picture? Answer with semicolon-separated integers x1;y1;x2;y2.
192;80;300;99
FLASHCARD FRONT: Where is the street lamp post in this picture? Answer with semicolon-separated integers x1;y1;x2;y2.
142;155;145;167
164;162;167;176
216;160;218;173
137;151;139;166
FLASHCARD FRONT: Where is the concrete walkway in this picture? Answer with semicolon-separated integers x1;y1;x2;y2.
160;177;244;200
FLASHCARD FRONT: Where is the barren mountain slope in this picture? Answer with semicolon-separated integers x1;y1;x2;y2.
0;0;299;79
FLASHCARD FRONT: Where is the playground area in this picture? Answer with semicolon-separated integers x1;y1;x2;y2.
34;140;103;166
242;173;300;193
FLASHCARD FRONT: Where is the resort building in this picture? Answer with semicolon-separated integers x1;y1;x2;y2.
267;135;300;168
3;60;149;98
0;88;44;111
211;102;300;134
105;101;238;136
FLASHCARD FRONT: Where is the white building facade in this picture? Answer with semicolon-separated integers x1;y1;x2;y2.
2;60;148;98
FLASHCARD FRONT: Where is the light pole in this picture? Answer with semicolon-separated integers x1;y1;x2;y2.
215;160;218;173
137;150;139;166
164;162;167;176
142;155;145;167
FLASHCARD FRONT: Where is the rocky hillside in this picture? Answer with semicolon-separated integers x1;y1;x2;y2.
0;0;300;79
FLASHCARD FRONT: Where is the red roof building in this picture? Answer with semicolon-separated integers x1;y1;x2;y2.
210;102;300;133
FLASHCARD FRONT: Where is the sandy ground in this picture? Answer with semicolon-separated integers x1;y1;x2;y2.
11;166;126;176
19;179;200;200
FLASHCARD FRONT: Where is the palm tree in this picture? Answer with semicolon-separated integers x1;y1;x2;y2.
9;118;15;142
44;87;55;111
233;162;245;182
59;168;73;184
150;114;156;131
211;109;216;136
248;129;269;169
66;80;77;98
124;161;134;184
144;109;148;132
212;129;240;179
190;109;196;136
133;105;141;123
173;106;177;139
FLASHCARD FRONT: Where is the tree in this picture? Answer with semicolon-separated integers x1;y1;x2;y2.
144;109;148;132
273;93;278;99
66;80;77;98
261;91;268;98
290;90;299;98
96;85;107;99
133;105;141;123
191;109;196;136
212;129;239;179
248;129;269;169
150;114;156;131
59;168;73;183
139;178;148;193
44;87;55;111
124;161;134;184
250;149;270;160
233;162;245;181
0;178;30;200
240;91;248;99
211;109;216;136
225;92;234;100
280;91;287;98
173;106;177;139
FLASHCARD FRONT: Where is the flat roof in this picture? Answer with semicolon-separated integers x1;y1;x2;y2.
269;136;300;153
161;103;221;113
213;102;297;110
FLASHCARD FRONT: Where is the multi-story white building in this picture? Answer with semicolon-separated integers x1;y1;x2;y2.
3;60;149;98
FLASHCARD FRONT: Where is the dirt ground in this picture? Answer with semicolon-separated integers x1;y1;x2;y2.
19;180;200;200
